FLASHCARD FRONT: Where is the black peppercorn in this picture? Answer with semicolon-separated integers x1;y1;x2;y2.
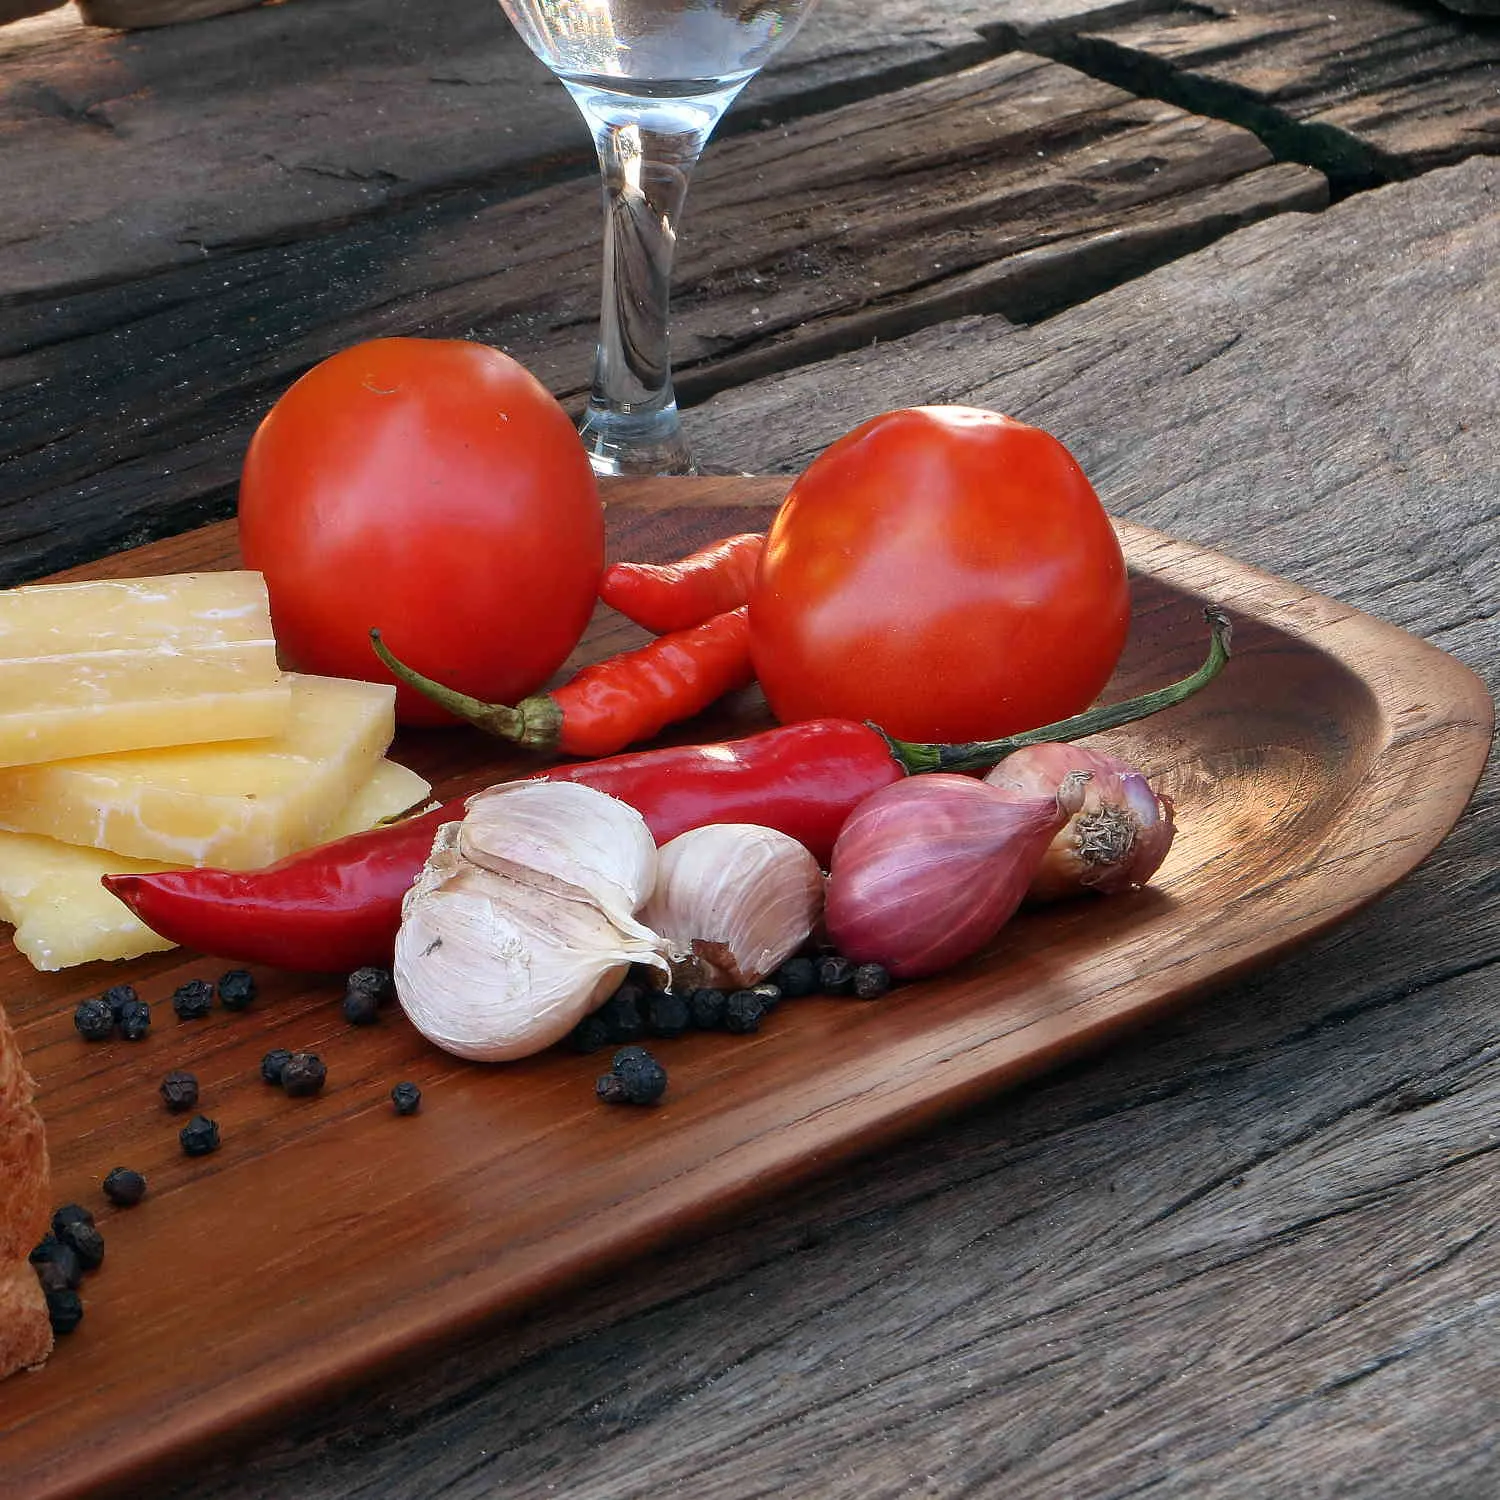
644;990;691;1039
597;984;646;1043
341;986;381;1026
260;1048;292;1086
817;955;857;996
724;990;765;1034
57;1219;105;1271
73;998;115;1042
772;956;817;999
216;969;257;1011
390;1081;422;1116
852;962;892;1001
159;1069;200;1113
281;1052;327;1098
595;1072;629;1104
179;1114;221;1157
596;1045;668;1106
29;1237;83;1290
50;1204;93;1238
171;978;215;1020
33;1256;76;1297
102;1167;147;1208
44;1287;84;1336
615;1049;669;1105
749;981;782;1012
346;966;395;1005
566;1013;611;1053
100;983;139;1021
117;997;152;1041
688;987;728;1030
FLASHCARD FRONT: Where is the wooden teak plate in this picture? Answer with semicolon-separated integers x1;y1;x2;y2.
2;478;1491;1499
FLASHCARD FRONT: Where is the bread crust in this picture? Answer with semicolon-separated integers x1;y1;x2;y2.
0;1261;52;1374
1;1000;52;1377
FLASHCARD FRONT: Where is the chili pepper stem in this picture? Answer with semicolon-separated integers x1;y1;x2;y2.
370;630;563;749
884;606;1232;775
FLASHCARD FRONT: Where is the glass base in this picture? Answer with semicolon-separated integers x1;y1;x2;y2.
579;401;695;477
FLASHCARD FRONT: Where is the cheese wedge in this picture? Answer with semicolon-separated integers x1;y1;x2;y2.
319;758;433;835
0;572;290;769
0;674;396;869
0;757;433;970
0;837;176;970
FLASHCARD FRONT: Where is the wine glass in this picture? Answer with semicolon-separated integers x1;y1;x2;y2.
498;0;820;476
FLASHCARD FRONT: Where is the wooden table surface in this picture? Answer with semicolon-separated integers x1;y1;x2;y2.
2;1;1496;1496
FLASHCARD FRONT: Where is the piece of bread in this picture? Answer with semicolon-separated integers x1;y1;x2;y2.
0;998;52;1377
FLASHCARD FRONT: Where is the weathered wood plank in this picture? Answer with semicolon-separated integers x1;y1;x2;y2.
77;0;266;28
0;53;1322;585
1000;0;1500;187
153;157;1500;1500
0;0;65;22
0;0;1000;299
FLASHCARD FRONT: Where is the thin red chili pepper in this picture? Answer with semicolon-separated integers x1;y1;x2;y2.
371;607;754;759
599;532;765;634
103;610;1229;974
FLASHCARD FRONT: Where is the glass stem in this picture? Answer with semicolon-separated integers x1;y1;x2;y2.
564;86;739;476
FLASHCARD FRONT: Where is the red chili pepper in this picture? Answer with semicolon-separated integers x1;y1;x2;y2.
600;532;765;634
371;607;754;759
101;721;895;973
103;611;1229;974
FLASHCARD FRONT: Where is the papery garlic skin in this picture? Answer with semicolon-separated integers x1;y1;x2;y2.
825;772;1088;980
394;819;667;1062
984;743;1176;900
640;823;824;988
460;779;658;934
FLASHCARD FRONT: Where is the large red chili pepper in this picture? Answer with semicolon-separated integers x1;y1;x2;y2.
104;610;1229;974
101;720;893;973
600;532;765;634
371;607;754;759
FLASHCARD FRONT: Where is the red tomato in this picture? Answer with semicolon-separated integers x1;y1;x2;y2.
238;339;603;726
747;407;1130;743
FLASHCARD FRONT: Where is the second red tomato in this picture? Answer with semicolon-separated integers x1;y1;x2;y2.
747;407;1131;743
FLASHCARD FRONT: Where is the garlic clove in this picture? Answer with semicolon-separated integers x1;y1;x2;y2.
394;826;668;1062
460;779;658;931
640;823;824;988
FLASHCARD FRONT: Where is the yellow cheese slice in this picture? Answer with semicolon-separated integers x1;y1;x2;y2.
0;838;177;970
0;757;433;970
0;572;290;768
0;674;396;869
319;758;433;836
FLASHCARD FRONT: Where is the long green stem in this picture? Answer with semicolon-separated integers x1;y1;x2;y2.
886;606;1232;775
370;630;562;748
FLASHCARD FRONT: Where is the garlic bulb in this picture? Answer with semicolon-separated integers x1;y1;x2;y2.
640;823;824;988
461;779;657;931
394;785;669;1061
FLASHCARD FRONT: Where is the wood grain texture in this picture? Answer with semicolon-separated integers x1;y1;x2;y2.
76;0;265;28
0;50;1323;586
0;483;1488;1500
0;0;1001;299
1020;0;1500;188
127;158;1500;1500
0;0;66;22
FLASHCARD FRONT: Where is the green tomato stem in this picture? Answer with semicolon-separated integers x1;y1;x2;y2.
885;605;1233;775
369;630;562;748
